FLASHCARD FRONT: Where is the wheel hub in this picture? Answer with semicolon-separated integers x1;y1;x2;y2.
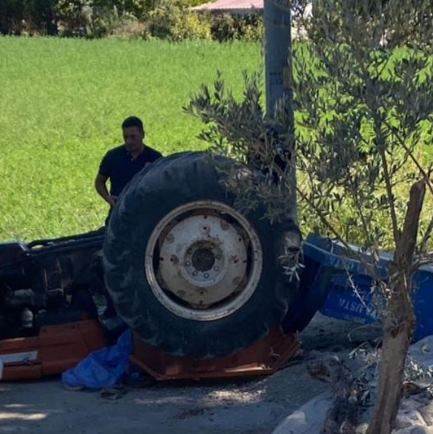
145;201;263;321
183;241;223;287
191;246;215;272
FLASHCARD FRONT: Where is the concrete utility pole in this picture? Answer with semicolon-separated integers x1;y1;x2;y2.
264;0;297;220
264;0;293;117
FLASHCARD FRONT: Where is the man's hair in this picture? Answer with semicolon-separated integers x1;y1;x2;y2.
122;116;144;133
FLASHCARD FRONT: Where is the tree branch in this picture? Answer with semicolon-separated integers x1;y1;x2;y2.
297;186;381;280
383;119;433;197
419;215;433;255
378;146;401;245
350;181;374;247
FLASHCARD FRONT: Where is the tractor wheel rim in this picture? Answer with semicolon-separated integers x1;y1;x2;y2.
145;201;263;321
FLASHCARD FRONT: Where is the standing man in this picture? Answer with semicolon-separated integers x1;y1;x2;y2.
95;116;162;321
95;116;162;215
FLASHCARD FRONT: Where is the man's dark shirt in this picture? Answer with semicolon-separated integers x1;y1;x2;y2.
99;145;162;196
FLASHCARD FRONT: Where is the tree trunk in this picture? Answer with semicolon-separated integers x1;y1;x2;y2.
367;180;426;434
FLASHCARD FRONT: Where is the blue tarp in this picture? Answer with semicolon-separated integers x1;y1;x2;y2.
62;329;132;390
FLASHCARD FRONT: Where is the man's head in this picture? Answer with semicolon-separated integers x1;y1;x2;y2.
122;116;145;154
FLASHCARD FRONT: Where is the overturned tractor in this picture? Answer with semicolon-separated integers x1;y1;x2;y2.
0;151;314;380
0;1;315;379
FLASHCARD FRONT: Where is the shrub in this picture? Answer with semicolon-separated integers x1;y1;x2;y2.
210;13;263;42
114;0;155;20
0;0;263;40
55;0;90;36
0;0;24;34
238;14;263;42
147;1;211;41
209;13;237;41
109;14;149;39
0;0;58;35
56;0;122;38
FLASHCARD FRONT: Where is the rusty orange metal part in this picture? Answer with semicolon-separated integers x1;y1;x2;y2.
1;323;300;382
130;328;300;381
0;320;106;381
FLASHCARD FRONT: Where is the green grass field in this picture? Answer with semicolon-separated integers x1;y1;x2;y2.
0;37;261;240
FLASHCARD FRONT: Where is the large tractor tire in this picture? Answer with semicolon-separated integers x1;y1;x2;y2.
103;152;300;358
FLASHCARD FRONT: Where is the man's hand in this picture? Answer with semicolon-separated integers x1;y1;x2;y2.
95;173;117;207
107;195;118;207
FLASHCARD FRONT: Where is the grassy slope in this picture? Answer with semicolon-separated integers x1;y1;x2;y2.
0;37;261;240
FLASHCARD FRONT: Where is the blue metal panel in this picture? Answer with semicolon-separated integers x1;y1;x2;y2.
303;235;433;342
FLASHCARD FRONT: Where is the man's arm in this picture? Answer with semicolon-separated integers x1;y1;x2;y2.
95;173;117;207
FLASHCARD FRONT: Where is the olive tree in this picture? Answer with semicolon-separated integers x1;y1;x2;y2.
187;1;433;432
295;2;433;432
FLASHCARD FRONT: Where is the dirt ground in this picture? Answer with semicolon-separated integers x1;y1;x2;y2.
0;314;381;434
